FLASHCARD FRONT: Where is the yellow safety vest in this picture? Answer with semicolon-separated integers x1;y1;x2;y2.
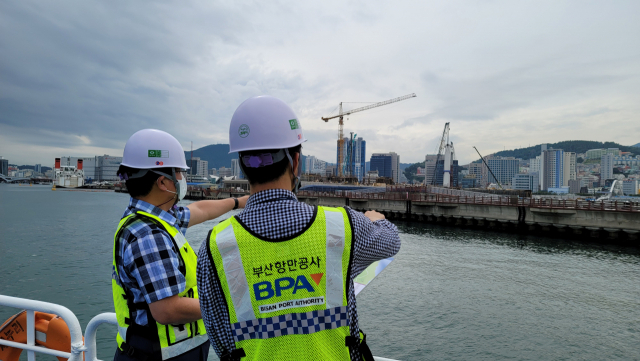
207;206;356;360
112;211;208;360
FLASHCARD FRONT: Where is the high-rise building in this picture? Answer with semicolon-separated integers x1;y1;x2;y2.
218;166;233;177
622;179;639;195
187;157;208;176
600;154;614;184
467;162;484;187
231;158;243;179
530;156;541;175
370;152;400;183
336;136;366;181
563;152;576;186
95;155;122;181
541;149;564;191
370;154;392;180
34;164;42;174
487;157;519;186
389;152;400;184
512;173;539;191
568;179;581;194
305;155;327;175
0;157;8;176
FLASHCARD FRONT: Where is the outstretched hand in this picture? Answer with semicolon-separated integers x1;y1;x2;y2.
364;210;385;222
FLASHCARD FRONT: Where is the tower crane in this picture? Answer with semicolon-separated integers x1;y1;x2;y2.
322;93;416;178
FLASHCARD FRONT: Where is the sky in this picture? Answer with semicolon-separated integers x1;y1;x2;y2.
1;0;639;166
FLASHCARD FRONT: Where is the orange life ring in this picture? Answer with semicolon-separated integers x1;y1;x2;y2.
0;310;76;361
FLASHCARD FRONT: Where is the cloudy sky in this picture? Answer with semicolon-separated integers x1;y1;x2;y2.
1;0;639;166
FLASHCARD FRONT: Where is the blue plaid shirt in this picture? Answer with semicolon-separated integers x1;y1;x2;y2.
114;198;191;326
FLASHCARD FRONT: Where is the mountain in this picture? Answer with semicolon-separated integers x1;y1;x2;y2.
632;143;640;148
185;144;319;171
486;140;639;161
184;144;235;170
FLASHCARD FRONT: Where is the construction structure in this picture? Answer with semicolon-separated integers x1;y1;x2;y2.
322;93;416;180
428;123;457;188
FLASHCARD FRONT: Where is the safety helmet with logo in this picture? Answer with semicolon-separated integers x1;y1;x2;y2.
119;129;189;200
228;96;307;191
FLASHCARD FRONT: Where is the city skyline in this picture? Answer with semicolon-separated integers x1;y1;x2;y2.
1;1;639;166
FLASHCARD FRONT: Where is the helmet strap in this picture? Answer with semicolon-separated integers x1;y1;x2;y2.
153;169;179;207
284;148;301;194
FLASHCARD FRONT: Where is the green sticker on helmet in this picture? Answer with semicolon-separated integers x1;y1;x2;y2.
148;150;169;158
289;119;299;130
239;124;250;138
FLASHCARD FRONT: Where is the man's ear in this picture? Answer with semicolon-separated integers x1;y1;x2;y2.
156;176;168;191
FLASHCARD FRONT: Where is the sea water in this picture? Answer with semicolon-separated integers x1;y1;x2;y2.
1;184;638;360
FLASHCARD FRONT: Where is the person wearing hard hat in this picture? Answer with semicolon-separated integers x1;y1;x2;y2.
112;129;249;361
196;96;401;361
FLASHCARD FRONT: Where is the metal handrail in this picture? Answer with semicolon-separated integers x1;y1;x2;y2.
0;295;117;361
0;295;401;361
297;190;640;212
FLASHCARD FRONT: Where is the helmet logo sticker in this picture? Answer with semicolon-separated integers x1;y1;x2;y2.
148;150;169;158
289;119;299;130
239;124;250;138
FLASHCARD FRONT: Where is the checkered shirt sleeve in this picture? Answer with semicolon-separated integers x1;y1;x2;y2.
196;189;401;359
115;198;191;325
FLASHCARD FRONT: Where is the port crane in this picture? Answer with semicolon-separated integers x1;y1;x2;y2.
429;122;456;187
472;146;504;190
322;93;417;178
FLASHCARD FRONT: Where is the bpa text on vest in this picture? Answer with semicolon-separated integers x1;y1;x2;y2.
253;275;315;301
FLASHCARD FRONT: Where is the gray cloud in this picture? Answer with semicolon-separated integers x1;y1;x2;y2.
1;0;639;165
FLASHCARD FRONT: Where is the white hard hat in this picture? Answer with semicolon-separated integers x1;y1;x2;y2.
228;96;307;153
121;129;189;169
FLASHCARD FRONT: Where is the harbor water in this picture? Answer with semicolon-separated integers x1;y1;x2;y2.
1;184;638;360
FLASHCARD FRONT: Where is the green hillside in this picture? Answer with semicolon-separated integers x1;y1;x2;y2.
185;144;312;171
488;140;639;160
184;144;235;170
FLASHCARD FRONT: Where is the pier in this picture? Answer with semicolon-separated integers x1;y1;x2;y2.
296;187;640;243
114;183;640;243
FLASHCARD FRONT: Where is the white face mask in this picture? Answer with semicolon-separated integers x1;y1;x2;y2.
163;172;187;202
176;176;187;201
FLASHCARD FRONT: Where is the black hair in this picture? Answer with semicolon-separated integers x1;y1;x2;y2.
117;165;174;198
239;145;301;186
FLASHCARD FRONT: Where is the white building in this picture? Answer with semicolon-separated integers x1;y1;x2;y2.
563;152;576;186
389;152;400;184
512;173;539;191
622;179;639;195
95;155;122;181
218;166;233;177
487;157;519;187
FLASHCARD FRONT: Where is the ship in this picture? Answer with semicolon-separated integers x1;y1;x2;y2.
53;158;85;188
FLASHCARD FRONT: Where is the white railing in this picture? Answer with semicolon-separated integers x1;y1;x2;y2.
1;295;399;361
0;295;117;361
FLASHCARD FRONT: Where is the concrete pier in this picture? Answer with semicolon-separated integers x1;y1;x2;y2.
296;193;640;243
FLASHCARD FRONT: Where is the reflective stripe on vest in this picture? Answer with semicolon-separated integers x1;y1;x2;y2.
324;210;345;309
112;211;207;360
215;223;255;323
209;206;353;360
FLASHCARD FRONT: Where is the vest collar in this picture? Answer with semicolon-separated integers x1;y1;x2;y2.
245;189;297;209
126;197;179;229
